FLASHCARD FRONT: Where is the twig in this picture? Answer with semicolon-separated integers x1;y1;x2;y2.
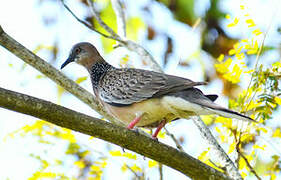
111;0;126;38
237;149;261;180
86;0;120;39
125;164;142;180
164;127;184;152
159;163;163;180
61;0;117;40
193;117;242;180
243;1;277;107
233;130;261;180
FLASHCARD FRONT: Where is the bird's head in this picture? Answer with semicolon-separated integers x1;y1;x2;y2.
61;42;103;70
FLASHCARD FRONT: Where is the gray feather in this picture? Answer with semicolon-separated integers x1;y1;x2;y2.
98;68;206;105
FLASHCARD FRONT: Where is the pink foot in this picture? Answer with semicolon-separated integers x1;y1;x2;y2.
152;120;166;139
127;116;142;129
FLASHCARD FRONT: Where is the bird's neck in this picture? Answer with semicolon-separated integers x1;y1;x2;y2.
89;61;113;88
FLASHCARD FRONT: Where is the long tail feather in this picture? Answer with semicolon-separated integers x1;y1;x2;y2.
206;107;255;122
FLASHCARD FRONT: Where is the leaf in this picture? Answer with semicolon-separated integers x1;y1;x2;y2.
274;96;281;105
217;54;224;62
126;17;145;40
74;160;85;169
228;141;236;154
148;160;158;168
272;128;281;138
75;76;88;84
123;152;137;160
131;164;142;172
227;18;239;27
246;19;256;27
109;150;122;157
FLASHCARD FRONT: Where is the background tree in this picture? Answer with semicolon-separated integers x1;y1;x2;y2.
0;0;280;179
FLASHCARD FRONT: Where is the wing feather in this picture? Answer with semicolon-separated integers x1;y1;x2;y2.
98;68;206;105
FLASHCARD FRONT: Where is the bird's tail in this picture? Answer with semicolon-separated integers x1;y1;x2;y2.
206;106;255;122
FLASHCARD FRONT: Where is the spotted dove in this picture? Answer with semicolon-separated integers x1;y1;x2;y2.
61;42;254;138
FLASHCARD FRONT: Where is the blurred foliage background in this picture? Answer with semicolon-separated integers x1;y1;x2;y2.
0;0;281;179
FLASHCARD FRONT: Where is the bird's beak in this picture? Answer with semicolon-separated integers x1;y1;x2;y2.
61;54;75;69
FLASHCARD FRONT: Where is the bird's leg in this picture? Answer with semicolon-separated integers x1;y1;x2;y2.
127;112;143;129
152;120;167;139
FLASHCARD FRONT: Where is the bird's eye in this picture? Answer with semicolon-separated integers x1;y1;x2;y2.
75;48;81;54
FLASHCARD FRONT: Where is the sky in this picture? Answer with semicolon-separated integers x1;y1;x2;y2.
0;0;281;179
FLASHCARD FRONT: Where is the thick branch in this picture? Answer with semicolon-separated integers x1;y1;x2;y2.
0;87;230;180
0;25;121;125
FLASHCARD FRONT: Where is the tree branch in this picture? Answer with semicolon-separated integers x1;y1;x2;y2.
193;117;242;180
111;0;126;38
0;25;122;126
0;87;230;180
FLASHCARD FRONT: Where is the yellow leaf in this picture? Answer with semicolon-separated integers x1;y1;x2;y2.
274;96;281;105
244;69;254;74
252;29;262;36
228;141;236;154
123;152;137;160
271;173;277;180
228;49;236;56
148;160;158;168
126;17;145;40
60;129;76;143
198;149;210;162
236;53;245;60
201;115;214;125
272;128;281;138
246;19;256;27
217;54;224;62
215;116;233;129
227;18;239;27
239;157;246;170
74;161;85;169
36;75;44;79
257;127;268;133
215;58;232;74
121;163;128;172
120;55;130;66
241;133;254;142
131;164;142;172
241;171;247;178
225;14;231;19
91;165;101;172
75;76;87;84
253;144;266;150
157;130;166;139
109;150;122;157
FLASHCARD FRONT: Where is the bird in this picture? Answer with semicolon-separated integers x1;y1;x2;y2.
61;42;254;138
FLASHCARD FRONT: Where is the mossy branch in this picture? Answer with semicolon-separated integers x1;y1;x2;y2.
0;86;230;180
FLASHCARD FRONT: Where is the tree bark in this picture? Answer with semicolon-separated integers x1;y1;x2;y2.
0;87;230;180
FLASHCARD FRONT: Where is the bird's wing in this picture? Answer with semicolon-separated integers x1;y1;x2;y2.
98;68;206;106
